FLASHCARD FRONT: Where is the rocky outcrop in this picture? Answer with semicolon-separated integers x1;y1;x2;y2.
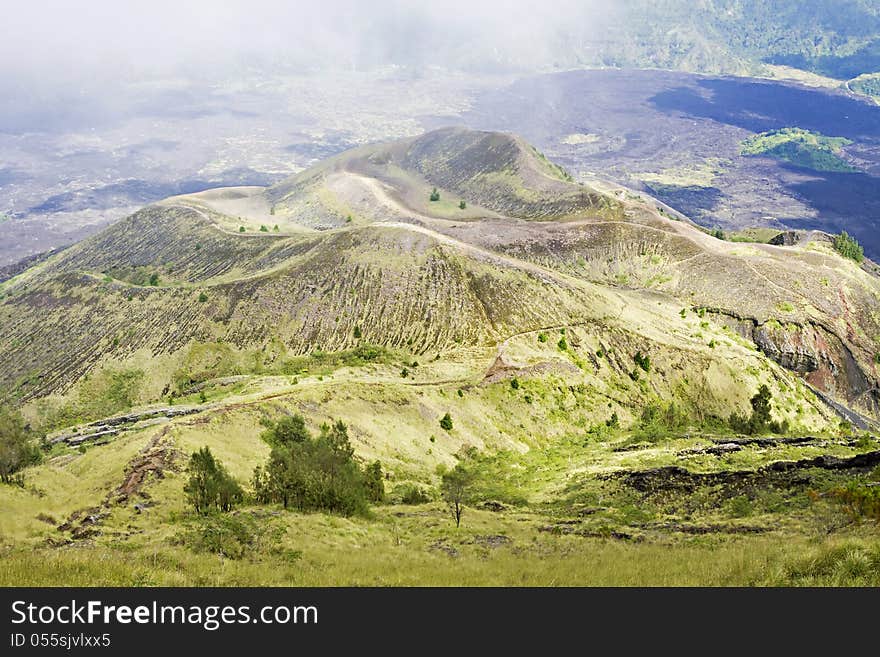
707;309;879;420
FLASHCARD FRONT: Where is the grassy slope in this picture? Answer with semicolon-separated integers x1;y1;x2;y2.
740;128;858;173
2;128;880;585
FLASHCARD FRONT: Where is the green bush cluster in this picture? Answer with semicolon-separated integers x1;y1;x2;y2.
0;406;42;485
183;447;244;514
252;416;383;516
829;482;880;524
833;231;864;263
728;385;789;435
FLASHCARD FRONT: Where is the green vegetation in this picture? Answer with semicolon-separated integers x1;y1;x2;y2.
829;481;880;524
850;73;880;100
440;461;475;528
197;292;208;303
0;407;42;485
439;413;453;432
728;384;789;435
148;273;159;286
633;351;651;373
252;416;377;516
740;128;858;173
833;231;864;263
557;337;568;351
429;187;440;202
239;226;246;232
183;447;243;514
459;200;466;209
259;225;268;232
174;513;291;561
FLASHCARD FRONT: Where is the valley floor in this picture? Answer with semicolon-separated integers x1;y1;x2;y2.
2;505;879;586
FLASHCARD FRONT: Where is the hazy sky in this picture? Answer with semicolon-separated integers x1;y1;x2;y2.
0;0;611;133
2;0;599;78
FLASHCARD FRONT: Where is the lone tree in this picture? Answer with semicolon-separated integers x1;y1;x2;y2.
429;187;440;202
440;463;475;528
0;407;42;485
749;384;773;433
439;412;453;431
183;447;243;514
459;200;466;209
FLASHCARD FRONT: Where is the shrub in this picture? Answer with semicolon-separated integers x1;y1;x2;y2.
353;325;362;339
510;377;520;390
262;414;310;448
273;224;280;231
633;351;651;373
198;292;208;303
829;482;880;523
833;231;864;263
400;368;409;378
391;483;433;505
174;513;291;561
364;460;385;503
439;413;453;431
557;337;568;351
0;406;42;485
712;228;726;240
148;273;159;286
537;332;547;343
239;226;246;232
259;225;268;232
429;187;440;202
728;384;779;435
183;447;244;514
632;401;688;441
459;200;466;209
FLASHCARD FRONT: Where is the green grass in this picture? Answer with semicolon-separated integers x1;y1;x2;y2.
850;73;880;100
740;128;858;173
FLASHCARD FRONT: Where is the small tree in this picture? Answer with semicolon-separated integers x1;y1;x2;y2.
198;292;208;303
260;225;268;232
441;464;475;528
183;447;243;514
148;273;159;286
439;412;453;431
459;200;466;209
239;226;246;233
0;407;42;485
749;384;773;433
833;231;864;263
264;414;310;448
429;187;440;202
364;460;385;503
353;325;362;339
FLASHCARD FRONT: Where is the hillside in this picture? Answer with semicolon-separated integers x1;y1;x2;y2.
1;128;880;585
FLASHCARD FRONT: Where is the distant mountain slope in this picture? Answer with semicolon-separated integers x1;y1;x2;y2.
1;128;878;425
